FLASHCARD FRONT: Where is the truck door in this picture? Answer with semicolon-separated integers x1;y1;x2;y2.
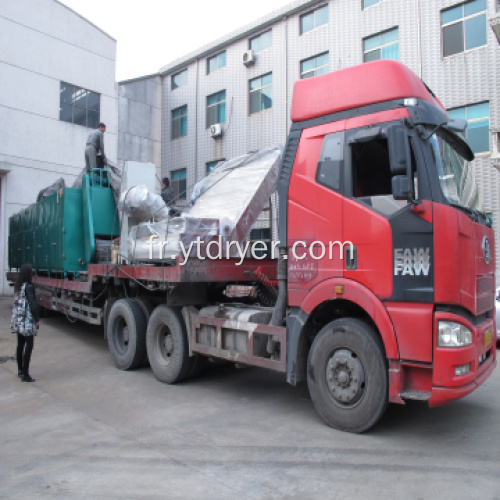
342;123;434;302
287;126;345;298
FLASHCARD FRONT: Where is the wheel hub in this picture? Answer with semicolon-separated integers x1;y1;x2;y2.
326;349;365;406
163;333;174;356
122;326;129;343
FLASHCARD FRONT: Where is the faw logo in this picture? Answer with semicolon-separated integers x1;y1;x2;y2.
394;248;431;276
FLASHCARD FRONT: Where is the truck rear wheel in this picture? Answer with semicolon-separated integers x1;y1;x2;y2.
147;305;194;383
107;299;147;370
307;318;388;433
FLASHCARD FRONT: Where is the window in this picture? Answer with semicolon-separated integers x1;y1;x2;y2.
441;0;487;57
207;52;226;74
207;91;226;127
171;69;187;90
207;159;224;173
249;73;272;114
250;228;271;258
301;52;329;79
300;5;328;34
250;30;272;52
348;126;418;216
363;0;381;7
448;102;490;153
363;28;399;62
59;82;100;128
171;169;187;200
171;105;187;139
316;131;345;192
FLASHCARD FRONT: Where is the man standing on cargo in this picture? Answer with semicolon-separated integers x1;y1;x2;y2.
161;177;176;205
85;122;106;171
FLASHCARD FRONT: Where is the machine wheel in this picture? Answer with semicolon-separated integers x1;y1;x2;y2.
307;318;388;433
147;305;194;384
107;299;147;370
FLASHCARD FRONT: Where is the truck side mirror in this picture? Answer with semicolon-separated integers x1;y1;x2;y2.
392;175;412;200
387;125;411;175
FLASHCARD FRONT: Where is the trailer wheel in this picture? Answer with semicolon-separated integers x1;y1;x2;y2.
107;299;147;370
134;297;155;321
307;318;388;433
147;305;193;384
133;297;155;366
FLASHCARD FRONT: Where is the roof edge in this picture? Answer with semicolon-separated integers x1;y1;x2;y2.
55;0;116;42
158;0;322;76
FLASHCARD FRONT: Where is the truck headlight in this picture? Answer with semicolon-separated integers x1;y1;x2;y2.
438;321;473;347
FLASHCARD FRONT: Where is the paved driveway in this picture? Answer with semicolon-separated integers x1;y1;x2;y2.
0;297;499;499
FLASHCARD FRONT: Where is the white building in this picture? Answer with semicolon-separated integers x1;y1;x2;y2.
0;0;118;294
153;0;500;279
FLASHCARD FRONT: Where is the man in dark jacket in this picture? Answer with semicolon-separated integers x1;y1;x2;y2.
161;177;176;205
85;122;106;171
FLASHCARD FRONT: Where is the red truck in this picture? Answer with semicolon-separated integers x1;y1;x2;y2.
8;60;497;432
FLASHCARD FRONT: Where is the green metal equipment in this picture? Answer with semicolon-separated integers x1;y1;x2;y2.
8;169;120;274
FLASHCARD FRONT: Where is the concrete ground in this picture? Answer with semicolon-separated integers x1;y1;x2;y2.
0;296;499;499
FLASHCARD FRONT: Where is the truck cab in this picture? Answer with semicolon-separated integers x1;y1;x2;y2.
279;60;496;431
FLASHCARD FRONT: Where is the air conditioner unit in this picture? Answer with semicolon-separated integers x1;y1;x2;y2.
210;123;223;138
242;50;255;66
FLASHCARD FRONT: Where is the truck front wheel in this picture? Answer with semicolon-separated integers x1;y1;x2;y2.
147;305;194;384
107;299;147;370
307;318;388;433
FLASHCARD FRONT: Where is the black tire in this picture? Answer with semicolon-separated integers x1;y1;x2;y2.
133;297;155;321
107;299;147;370
147;305;194;383
307;318;388;433
133;297;156;366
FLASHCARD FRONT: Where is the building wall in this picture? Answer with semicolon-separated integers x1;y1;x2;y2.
118;75;162;184
0;0;117;294
158;0;500;279
419;0;500;279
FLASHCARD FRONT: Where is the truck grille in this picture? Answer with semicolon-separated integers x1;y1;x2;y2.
476;275;494;315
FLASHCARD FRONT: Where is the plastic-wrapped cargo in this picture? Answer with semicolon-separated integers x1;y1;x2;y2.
128;145;282;263
118;185;170;222
36;178;66;202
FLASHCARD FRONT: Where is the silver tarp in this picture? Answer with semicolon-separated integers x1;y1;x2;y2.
128;145;282;263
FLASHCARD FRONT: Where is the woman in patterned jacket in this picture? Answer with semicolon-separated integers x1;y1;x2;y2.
11;263;39;382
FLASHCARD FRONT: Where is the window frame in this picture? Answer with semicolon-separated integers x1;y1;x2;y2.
249;228;272;258
206;90;226;128
300;52;330;79
300;4;329;35
207;51;226;74
362;0;382;8
249;73;273;115
448;102;490;155
59;81;100;128
171;69;188;90
171;105;188;139
441;0;487;58
206;159;225;174
249;30;273;53
363;27;399;62
171;168;187;200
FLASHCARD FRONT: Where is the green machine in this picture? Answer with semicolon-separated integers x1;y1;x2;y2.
9;169;120;275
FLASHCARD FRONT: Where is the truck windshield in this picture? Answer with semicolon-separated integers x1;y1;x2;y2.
429;132;483;214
